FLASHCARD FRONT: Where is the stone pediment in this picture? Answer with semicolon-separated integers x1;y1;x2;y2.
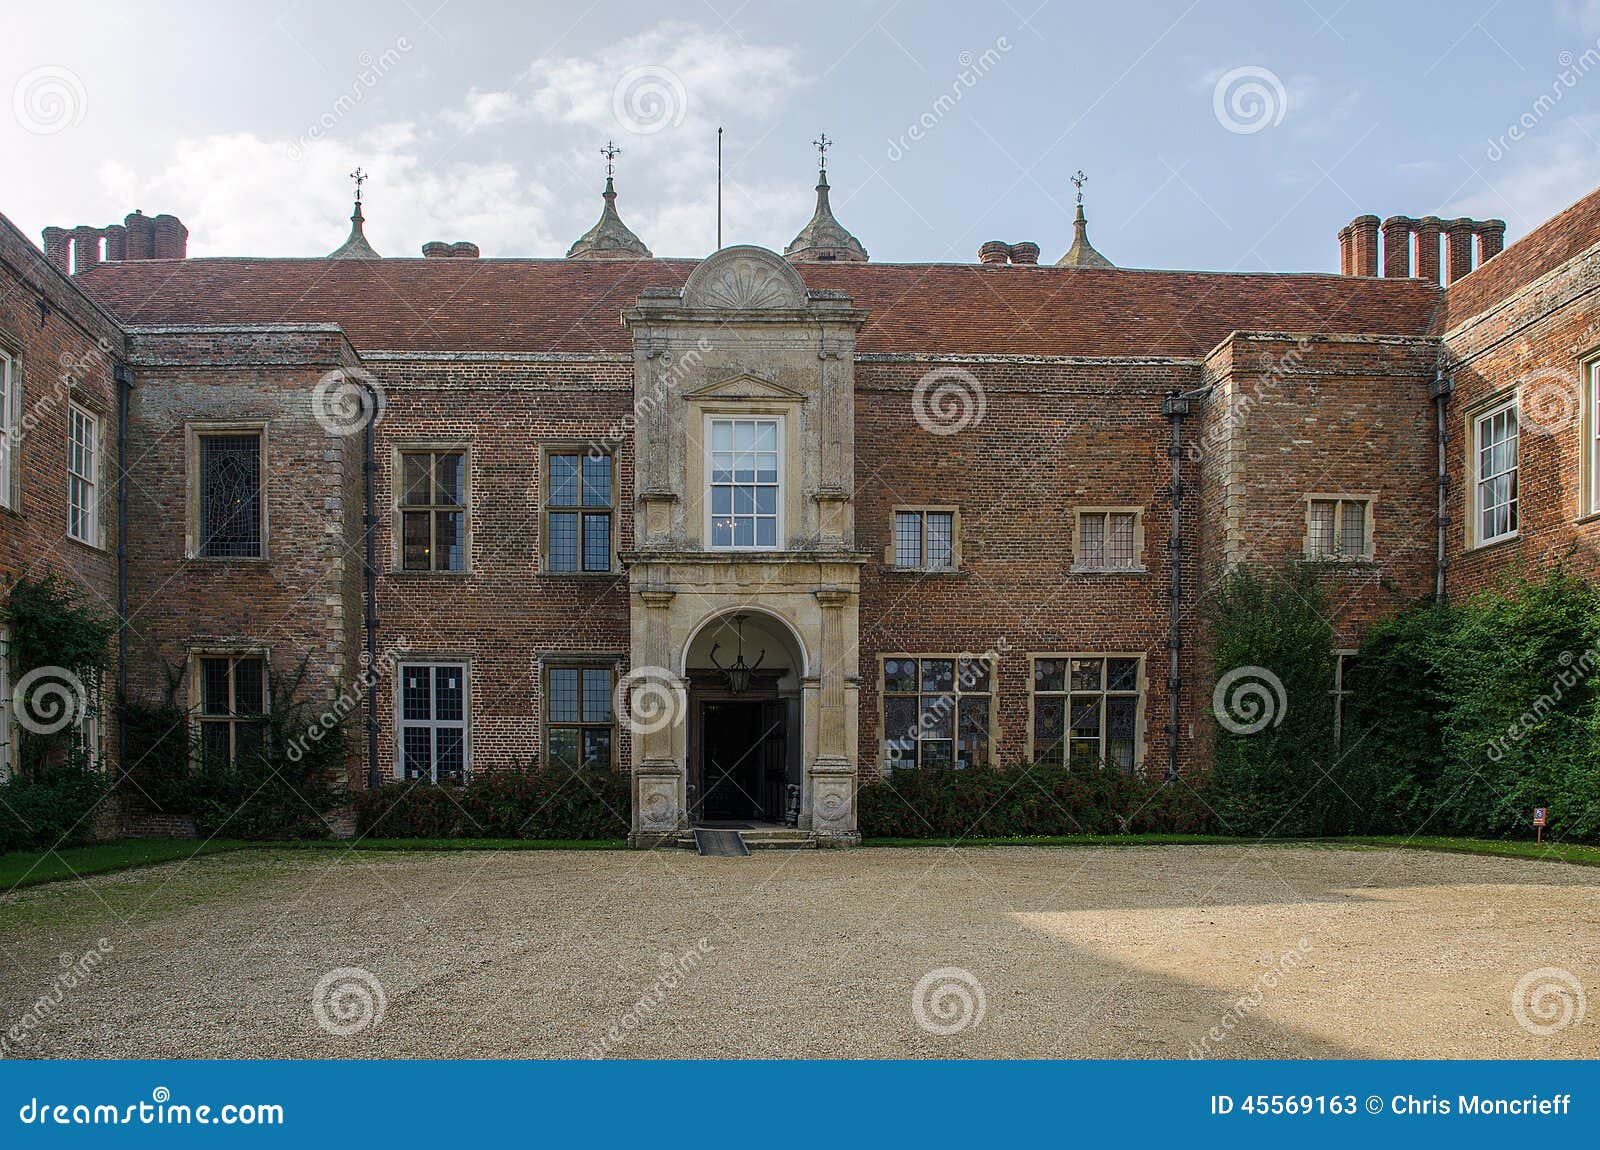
681;373;806;402
681;245;808;311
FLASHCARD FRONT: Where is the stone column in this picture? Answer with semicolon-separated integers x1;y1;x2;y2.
631;587;685;845
808;586;859;845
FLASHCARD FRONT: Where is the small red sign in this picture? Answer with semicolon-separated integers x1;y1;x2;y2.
1533;807;1548;827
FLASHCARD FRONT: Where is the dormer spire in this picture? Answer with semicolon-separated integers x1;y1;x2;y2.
784;135;867;264
328;168;381;259
567;143;652;259
1055;169;1113;269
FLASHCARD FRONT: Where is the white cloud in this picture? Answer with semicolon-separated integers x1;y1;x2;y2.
73;21;816;259
1447;113;1600;234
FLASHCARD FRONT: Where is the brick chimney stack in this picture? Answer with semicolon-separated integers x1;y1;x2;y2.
42;227;71;273
978;240;1009;264
1350;215;1381;276
41;209;188;273
1444;219;1475;284
1382;216;1411;278
1477;220;1506;262
1338;213;1506;284
1414;217;1442;284
71;226;101;273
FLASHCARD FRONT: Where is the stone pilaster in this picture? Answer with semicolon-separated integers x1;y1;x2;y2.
809;586;859;845
630;587;685;846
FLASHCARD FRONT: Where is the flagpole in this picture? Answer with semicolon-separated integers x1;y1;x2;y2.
716;126;723;251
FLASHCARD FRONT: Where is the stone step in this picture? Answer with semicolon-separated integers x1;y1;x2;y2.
674;828;817;851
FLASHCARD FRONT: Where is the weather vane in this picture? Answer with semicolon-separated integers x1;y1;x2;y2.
350;167;368;203
601;140;621;178
812;131;833;171
1071;169;1087;205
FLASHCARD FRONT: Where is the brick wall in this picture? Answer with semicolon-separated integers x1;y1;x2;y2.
362;355;637;780
0;212;126;779
121;326;364;793
853;356;1205;779
1442;235;1600;597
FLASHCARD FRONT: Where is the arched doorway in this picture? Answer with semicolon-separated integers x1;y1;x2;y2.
681;608;808;826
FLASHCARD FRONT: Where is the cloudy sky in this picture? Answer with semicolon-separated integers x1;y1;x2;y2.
4;0;1600;271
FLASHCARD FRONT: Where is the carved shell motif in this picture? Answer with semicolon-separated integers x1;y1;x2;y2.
698;257;795;310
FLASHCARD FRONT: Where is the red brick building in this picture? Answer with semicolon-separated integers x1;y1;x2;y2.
4;166;1598;845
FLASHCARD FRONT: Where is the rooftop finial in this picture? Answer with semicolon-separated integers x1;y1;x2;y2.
601;141;620;180
350;166;368;203
329;168;380;259
1056;169;1113;269
812;131;832;172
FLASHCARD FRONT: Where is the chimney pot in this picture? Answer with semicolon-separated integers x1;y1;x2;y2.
1444;218;1474;283
42;227;71;273
1337;225;1353;275
978;240;1010;265
1350;215;1380;277
71;226;102;274
1381;216;1413;277
1476;219;1506;263
151;214;187;260
1414;216;1442;284
1008;241;1039;265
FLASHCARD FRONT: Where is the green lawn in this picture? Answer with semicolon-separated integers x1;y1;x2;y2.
0;838;253;891
0;836;630;891
3;832;1593;892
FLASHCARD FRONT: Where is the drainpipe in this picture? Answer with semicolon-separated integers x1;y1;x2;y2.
362;383;381;791
112;362;133;780
1160;391;1193;783
1430;368;1453;605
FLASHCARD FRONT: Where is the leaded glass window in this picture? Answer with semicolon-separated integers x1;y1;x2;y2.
1306;498;1371;560
198;654;266;769
198;433;263;558
708;417;780;549
1033;655;1142;771
546;664;615;768
893;509;955;569
399;663;467;783
400;450;466;571
881;655;992;770
1077;511;1139;568
547;451;612;572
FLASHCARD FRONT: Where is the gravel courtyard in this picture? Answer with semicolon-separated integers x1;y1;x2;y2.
1;844;1596;1059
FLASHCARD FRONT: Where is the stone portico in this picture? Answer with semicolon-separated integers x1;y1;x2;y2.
622;246;866;846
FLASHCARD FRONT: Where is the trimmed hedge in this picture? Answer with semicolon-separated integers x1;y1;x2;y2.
356;764;630;840
857;760;1217;839
0;767;108;854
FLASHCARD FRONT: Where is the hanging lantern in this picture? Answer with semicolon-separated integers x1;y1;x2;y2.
708;613;766;693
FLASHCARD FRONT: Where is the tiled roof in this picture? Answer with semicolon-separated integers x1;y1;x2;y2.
74;256;1442;357
1440;186;1600;330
